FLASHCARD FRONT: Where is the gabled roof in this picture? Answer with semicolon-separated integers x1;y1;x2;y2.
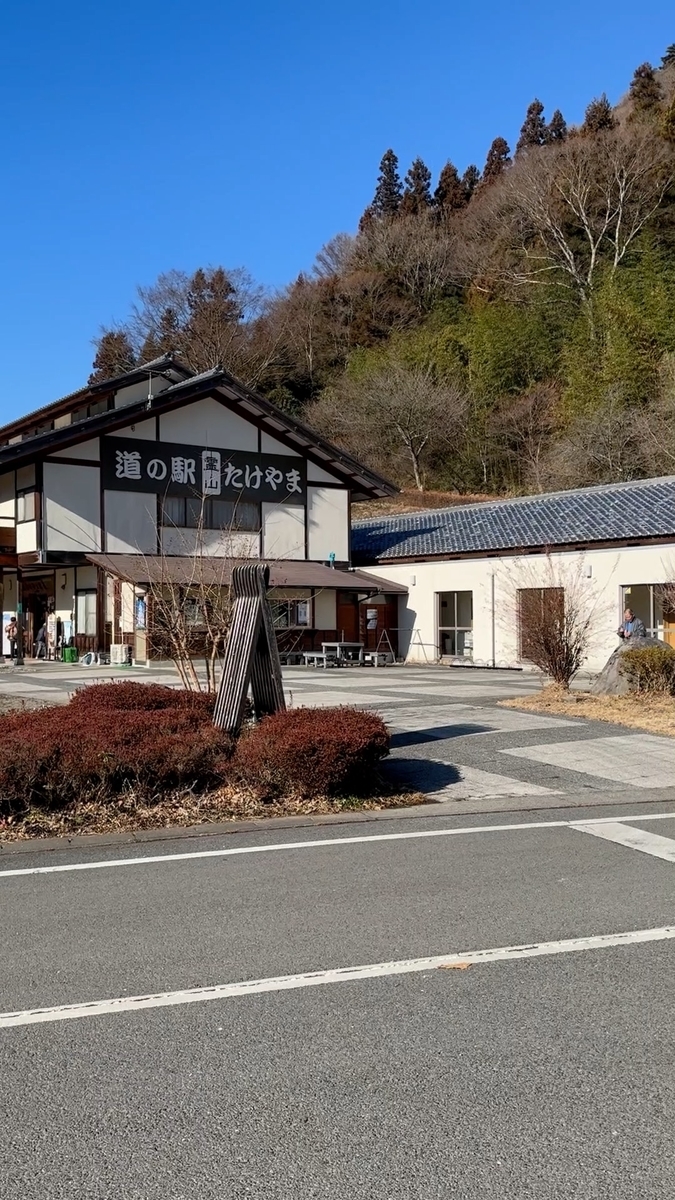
352;476;675;562
0;360;397;501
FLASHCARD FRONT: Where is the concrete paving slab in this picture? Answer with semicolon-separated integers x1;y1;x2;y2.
504;733;675;789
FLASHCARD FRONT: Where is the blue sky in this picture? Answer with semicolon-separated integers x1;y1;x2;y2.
1;0;673;420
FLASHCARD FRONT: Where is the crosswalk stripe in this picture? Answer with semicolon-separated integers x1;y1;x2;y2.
573;821;675;862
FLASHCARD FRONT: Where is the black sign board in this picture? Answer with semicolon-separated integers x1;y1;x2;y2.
101;437;306;505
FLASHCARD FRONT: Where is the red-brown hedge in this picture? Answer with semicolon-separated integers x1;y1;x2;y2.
0;684;229;816
233;706;389;799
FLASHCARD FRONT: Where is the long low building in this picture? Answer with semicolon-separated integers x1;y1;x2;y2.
0;355;405;662
352;478;675;673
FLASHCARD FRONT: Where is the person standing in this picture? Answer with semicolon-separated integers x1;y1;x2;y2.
5;616;17;659
617;607;646;640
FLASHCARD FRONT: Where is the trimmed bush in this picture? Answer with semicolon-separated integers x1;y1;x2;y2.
234;706;389;800
620;646;675;695
0;684;230;816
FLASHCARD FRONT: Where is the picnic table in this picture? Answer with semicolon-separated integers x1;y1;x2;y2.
302;641;365;668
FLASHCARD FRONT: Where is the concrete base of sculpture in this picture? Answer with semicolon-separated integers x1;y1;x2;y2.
590;636;670;696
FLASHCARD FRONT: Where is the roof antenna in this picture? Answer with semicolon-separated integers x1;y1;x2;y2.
146;371;153;408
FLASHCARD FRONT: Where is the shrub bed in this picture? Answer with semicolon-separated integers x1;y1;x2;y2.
0;684;391;821
620;645;675;694
234;706;390;800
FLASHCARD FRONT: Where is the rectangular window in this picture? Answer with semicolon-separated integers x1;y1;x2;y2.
76;590;97;637
160;497;259;532
438;590;473;658
270;599;311;629
518;587;564;661
16;490;36;523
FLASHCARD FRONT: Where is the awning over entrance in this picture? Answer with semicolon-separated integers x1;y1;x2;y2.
85;554;407;594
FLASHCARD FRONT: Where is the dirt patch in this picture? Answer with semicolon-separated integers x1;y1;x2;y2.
500;686;675;737
0;784;427;842
353;490;496;519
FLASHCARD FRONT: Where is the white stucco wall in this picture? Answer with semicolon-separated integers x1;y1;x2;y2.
307;487;349;562
160;529;260;557
0;472;14;523
364;542;675;672
50;438;100;462
262;504;305;559
108;419;156;440
160;398;257;451
16;520;37;553
104;491;157;554
43;463;101;552
260;432;299;457
314;588;337;629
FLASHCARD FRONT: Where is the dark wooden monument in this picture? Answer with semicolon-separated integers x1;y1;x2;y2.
213;563;286;735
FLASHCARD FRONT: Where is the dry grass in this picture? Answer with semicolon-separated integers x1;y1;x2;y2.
0;784;427;842
353;490;496;519
501;685;675;737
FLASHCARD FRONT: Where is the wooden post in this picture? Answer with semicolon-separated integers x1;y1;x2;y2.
213;563;286;735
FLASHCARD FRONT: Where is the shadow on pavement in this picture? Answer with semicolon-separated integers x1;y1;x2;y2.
390;723;492;747
384;757;462;794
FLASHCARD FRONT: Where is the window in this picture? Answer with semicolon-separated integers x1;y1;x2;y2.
16;491;36;523
76;591;97;637
270;598;311;629
160;497;259;532
518;587;564;661
438;591;473;658
621;584;675;646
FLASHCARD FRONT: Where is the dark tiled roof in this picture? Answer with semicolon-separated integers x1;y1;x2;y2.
352;476;675;562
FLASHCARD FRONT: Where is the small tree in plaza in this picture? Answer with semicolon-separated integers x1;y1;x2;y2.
502;554;612;687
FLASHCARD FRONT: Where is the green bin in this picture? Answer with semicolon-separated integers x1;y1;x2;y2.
63;647;78;664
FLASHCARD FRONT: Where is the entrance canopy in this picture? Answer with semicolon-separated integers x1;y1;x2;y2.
85;554;407;594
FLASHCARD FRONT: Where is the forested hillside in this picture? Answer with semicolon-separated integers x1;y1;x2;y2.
92;48;675;497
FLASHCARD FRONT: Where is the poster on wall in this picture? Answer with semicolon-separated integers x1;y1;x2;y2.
135;597;147;631
366;608;378;630
2;612;12;657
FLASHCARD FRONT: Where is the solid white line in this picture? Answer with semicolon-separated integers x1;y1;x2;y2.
574;821;675;862
2;924;673;1029
2;811;675;880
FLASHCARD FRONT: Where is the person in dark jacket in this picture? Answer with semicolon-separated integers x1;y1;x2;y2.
617;608;646;640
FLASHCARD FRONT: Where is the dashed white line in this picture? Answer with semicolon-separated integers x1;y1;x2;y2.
1;811;675;879
2;924;673;1029
574;821;675;862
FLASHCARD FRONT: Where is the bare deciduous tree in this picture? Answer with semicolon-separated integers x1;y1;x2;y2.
354;210;461;313
309;358;466;491
466;128;675;303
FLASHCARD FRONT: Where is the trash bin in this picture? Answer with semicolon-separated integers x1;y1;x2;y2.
63;647;78;664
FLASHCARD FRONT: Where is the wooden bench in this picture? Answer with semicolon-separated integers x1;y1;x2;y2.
302;650;337;668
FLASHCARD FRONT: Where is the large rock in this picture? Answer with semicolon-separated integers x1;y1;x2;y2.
590;635;671;696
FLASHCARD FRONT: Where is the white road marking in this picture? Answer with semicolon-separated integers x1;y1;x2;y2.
1;812;675;880
574;821;675;862
2;924;673;1029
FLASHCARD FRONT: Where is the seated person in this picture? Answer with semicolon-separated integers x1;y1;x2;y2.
617;607;646;640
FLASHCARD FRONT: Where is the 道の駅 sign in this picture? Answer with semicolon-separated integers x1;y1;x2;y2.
101;437;307;504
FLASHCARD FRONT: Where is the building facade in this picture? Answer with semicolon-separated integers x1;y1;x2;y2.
352;479;675;674
0;356;405;661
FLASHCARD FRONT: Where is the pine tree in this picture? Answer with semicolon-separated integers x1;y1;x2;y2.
582;94;616;135
401;157;433;215
88;330;137;383
546;109;567;143
661;44;675;68
434;160;466;216
629;63;663;114
516;99;547;152
140;306;181;362
479;137;511;187
462;164;481;204
372;149;403;218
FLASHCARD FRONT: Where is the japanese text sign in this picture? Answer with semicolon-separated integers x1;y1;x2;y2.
101;437;306;504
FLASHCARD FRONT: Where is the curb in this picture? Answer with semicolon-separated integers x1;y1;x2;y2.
2;787;675;858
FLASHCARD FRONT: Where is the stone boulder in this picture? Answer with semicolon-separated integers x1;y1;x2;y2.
590;635;671;696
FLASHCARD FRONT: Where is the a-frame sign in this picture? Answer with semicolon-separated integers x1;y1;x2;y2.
213;563;286;735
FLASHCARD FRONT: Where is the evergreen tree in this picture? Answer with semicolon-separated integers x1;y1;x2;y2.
372;149;403;217
661;44;675;68
546;109;567;143
582;94;616;135
516;99;547;152
434;160;466;215
462;164;481;203
358;206;376;234
401;157;433;215
629;63;663;114
140;306;181;361
479;137;511;187
88;330;137;383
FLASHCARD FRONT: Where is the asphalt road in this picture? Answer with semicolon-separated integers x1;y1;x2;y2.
2;799;675;1198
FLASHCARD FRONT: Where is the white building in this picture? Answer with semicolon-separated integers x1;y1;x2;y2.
0;355;405;661
352;479;675;673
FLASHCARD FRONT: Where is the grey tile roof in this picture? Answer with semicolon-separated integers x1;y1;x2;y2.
351;476;675;562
